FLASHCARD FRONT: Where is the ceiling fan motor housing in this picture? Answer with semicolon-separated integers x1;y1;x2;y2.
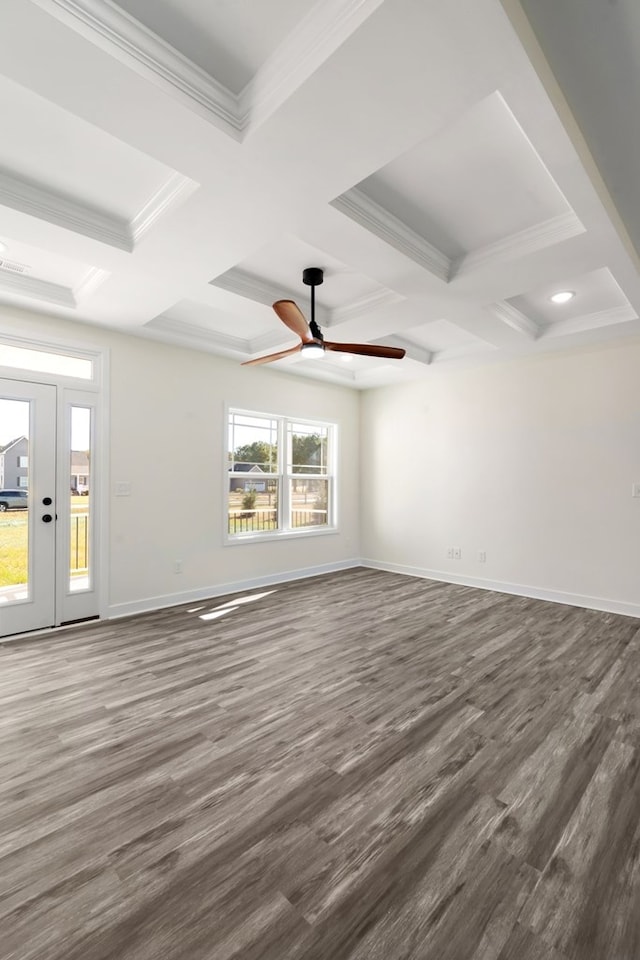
302;267;324;287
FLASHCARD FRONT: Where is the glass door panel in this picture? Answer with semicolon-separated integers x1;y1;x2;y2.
0;398;30;601
69;406;91;592
0;379;56;637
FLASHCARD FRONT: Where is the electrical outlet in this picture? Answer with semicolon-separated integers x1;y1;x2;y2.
478;550;487;563
446;547;454;559
453;547;461;560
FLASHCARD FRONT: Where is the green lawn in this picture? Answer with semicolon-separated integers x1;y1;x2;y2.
0;497;89;588
0;514;29;587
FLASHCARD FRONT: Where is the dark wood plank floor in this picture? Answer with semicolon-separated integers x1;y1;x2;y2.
2;568;640;959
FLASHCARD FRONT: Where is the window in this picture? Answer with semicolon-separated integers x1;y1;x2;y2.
227;409;336;540
18;456;28;468
0;342;93;380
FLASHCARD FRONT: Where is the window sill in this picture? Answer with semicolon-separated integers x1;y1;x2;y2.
224;526;339;546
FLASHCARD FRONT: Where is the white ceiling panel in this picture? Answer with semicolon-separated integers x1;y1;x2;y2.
115;0;319;93
0;236;94;288
212;235;394;312
156;297;274;342
0;77;180;223
508;267;633;329
356;92;573;259
403;319;492;354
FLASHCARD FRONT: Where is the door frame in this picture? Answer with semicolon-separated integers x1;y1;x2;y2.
0;330;109;633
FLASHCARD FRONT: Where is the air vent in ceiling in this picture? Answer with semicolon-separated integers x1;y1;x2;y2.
0;258;30;274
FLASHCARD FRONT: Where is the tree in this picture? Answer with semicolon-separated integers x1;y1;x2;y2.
241;488;257;513
232;441;276;468
291;433;324;472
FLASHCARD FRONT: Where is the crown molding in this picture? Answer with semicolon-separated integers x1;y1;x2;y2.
431;342;497;364
376;334;432;366
147;317;309;368
210;267;287;306
490;301;540;339
453;212;585;278
541;304;638;339
297;358;357;382
331;189;451;282
212;267;403;331
30;0;242;139
74;266;110;301
0;167;195;253
239;0;385;133
330;287;404;326
144;315;251;354
130;172;199;242
248;330;294;354
0;268;76;307
210;268;332;325
0;169;132;251
31;0;384;138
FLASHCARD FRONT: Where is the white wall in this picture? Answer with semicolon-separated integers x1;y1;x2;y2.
0;308;360;616
360;339;640;616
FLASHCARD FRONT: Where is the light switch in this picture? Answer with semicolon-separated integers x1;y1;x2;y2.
115;480;131;496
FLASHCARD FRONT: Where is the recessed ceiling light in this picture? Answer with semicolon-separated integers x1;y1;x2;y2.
550;290;575;304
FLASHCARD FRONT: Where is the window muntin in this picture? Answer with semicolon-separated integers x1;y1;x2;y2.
227;410;335;539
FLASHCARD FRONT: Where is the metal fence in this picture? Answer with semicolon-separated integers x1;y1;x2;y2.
228;510;278;534
227;509;327;534
291;509;327;527
70;513;89;572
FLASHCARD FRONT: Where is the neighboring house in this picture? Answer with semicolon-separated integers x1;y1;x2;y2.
229;463;266;492
0;436;28;489
71;450;90;494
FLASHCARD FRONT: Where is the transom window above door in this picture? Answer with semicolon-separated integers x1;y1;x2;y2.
0;341;94;380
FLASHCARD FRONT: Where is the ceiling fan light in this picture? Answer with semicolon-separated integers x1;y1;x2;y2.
301;342;325;359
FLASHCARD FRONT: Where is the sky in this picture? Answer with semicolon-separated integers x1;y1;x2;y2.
0;398;90;449
1;344;93;447
0;398;28;446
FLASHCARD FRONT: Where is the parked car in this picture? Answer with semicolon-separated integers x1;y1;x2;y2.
0;489;29;511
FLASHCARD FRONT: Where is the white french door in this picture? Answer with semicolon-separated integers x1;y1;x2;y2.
0;379;57;636
0;376;100;638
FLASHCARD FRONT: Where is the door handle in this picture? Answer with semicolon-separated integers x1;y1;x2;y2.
42;514;53;523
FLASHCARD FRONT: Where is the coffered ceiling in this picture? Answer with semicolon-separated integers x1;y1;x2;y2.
0;0;638;388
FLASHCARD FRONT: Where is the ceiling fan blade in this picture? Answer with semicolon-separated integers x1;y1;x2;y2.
242;343;302;366
324;341;406;359
273;300;313;342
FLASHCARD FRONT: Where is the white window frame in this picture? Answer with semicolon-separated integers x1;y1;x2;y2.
225;406;337;544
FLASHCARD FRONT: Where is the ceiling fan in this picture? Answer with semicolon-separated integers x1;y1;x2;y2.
242;267;406;366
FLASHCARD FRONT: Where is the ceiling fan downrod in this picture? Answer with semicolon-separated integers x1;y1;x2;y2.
302;267;324;341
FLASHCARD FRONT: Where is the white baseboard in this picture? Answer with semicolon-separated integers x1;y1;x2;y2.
106;558;362;619
360;558;640;620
